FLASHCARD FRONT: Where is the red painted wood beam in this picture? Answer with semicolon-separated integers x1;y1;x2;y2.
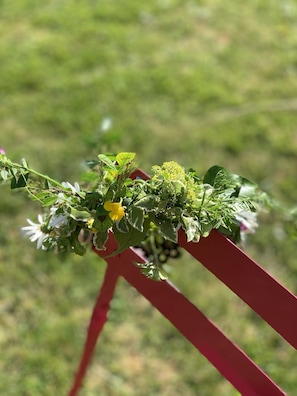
68;263;120;396
68;168;294;395
134;168;297;349
90;236;285;396
179;230;297;350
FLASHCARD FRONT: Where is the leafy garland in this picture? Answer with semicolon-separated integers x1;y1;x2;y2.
0;149;289;280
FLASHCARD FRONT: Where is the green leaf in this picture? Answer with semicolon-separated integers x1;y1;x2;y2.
203;166;244;192
104;180;118;201
181;215;201;242
135;262;168;281
92;215;113;232
85;159;99;169
116;217;130;233
21;158;29;169
44;179;51;189
98;154;117;170
237;178;257;198
93;230;108;250
116;152;135;166
43;196;58;206
10;176;17;189
80;171;99;183
35;192;50;200
10;173;29;189
200;222;213;238
127;206;144;232
18;173;29;187
154;218;177;243
1;169;8;180
70;208;90;221
135;195;158;211
111;217;150;256
203;165;226;186
70;233;86;256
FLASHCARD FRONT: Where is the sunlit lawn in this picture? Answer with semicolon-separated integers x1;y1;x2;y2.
1;1;297;395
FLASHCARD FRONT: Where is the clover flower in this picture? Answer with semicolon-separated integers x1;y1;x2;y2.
21;214;49;249
103;201;125;222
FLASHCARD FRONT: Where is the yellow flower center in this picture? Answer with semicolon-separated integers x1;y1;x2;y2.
103;201;125;222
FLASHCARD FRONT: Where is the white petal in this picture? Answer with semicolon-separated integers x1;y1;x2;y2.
36;235;46;249
29;231;43;242
21;225;35;232
62;181;80;194
50;214;67;227
74;182;80;192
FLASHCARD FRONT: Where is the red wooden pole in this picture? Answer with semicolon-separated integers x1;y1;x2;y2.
68;262;120;396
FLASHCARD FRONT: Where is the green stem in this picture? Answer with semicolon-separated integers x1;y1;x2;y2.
198;188;206;218
25;187;44;204
8;160;64;188
27;168;64;188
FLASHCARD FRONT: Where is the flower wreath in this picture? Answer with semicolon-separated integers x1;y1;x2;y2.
0;149;292;280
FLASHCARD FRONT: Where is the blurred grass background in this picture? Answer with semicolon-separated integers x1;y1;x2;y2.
0;0;297;395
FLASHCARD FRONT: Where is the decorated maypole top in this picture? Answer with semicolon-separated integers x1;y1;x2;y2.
0;149;293;280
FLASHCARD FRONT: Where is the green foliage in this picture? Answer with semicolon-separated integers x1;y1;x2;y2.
1;151;274;280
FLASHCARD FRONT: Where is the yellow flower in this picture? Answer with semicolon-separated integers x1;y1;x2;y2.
186;188;196;202
103;201;125;222
152;161;187;184
87;218;94;227
87;218;98;233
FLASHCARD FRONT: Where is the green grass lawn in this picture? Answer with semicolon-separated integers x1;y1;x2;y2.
1;1;297;395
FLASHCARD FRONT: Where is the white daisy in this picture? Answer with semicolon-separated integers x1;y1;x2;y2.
21;214;49;249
